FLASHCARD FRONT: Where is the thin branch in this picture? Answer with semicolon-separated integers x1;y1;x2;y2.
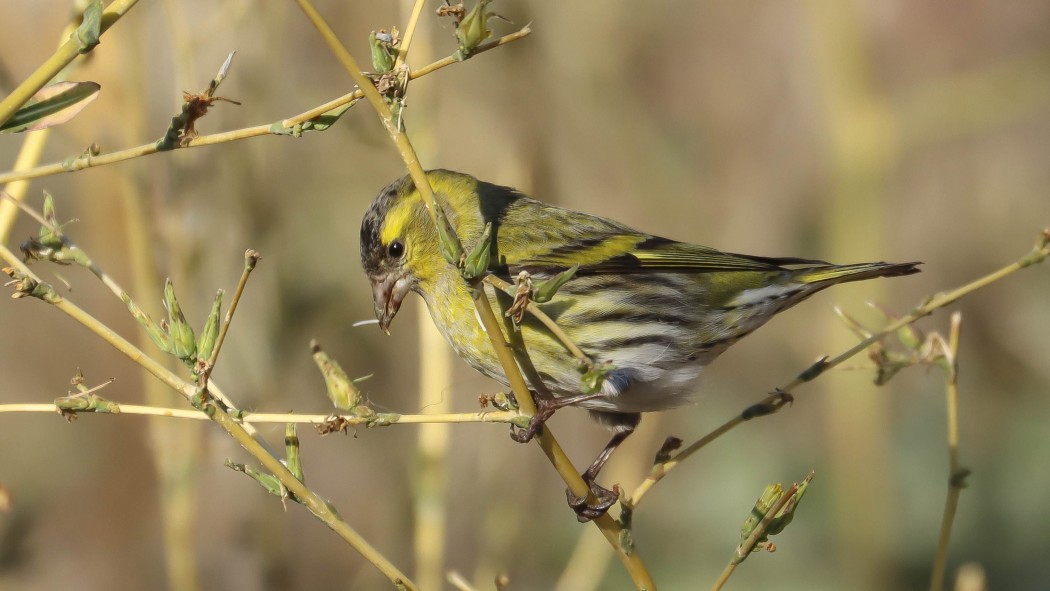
394;0;428;69
0;402;519;425
930;312;967;591
201;249;259;380
0;244;416;588
0;26;533;187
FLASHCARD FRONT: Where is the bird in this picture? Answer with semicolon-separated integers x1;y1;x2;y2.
360;169;919;520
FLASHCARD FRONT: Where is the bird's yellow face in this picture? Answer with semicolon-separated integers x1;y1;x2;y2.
359;171;485;333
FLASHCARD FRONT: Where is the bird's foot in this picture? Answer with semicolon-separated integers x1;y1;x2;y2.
509;397;558;443
566;479;621;522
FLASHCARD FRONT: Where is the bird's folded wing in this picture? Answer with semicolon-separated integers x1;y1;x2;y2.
508;235;829;276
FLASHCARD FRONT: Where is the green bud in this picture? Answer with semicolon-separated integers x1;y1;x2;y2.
455;0;494;60
434;203;464;266
74;0;102;54
311;340;364;411
740;471;814;551
54;393;121;414
22;192;90;267
39;192;63;245
196;289;224;364
366;412;400;427
533;264;579;303
492;391;517;411
163;278;197;363
369;29;399;73
2;267;61;303
462;222;493;280
226;460;287;499
580;361;615;395
285;423;304;482
510;415;532;430
121;292;170;353
741;483;782;543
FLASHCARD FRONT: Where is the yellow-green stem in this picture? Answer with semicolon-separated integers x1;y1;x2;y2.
0;403;520;425
930;312;964;591
0;27;532;188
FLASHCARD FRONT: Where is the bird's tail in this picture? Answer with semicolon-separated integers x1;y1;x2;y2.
795;261;921;287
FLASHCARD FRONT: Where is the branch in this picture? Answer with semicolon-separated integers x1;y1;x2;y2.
930;312;969;590
0;402;518;425
0;26;532;187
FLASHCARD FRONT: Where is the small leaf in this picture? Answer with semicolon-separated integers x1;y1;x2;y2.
455;0;494;60
533;264;579;303
285;423;304;483
195;289;224;365
434;203;464;266
461;222;493;279
73;0;103;54
369;29;399;73
311;340;365;411
163;278;197;363
0;82;100;134
580;361;616;395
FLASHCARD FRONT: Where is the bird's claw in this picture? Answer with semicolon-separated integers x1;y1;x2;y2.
566;480;620;522
508;398;557;443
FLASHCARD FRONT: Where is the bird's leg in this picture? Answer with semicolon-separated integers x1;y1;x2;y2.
508;391;607;443
566;426;634;522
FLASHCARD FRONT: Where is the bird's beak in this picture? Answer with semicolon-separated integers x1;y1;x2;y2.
371;272;413;335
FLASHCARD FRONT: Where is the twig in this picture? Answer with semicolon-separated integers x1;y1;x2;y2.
200;249;259;381
0;402;519;425
394;0;428;69
0;27;533;187
0;244;416;588
930;312;967;591
628;228;1050;508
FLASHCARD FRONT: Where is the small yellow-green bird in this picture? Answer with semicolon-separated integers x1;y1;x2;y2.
360;169;918;519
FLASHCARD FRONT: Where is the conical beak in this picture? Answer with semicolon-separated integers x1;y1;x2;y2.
371;272;413;335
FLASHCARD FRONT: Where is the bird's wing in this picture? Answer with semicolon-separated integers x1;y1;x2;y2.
494;198;827;276
507;233;827;276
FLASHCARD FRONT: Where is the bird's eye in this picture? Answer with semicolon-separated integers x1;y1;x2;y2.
387;239;405;259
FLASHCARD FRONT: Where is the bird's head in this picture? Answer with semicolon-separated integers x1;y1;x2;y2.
360;170;503;333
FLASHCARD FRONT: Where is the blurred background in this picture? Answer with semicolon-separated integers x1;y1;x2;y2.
1;1;1049;589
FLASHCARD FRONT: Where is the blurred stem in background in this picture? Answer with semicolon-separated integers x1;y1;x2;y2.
120;9;204;590
397;3;455;589
806;1;897;587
